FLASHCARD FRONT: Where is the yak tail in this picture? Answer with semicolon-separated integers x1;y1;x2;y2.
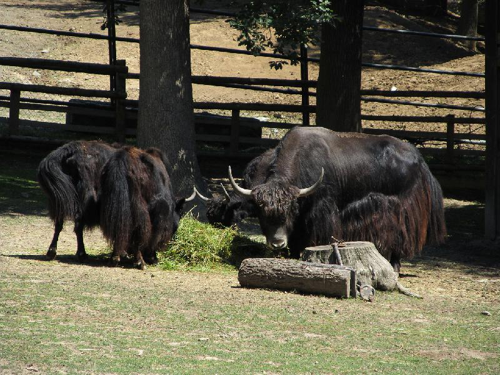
426;170;447;245
37;148;79;222
99;151;132;254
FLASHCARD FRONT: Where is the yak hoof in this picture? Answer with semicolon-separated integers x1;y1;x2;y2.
135;261;146;270
110;256;121;267
46;248;57;260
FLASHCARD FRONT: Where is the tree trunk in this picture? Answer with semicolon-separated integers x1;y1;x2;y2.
316;0;364;132
238;258;357;298
302;242;422;298
302;242;398;291
138;0;205;198
457;0;478;52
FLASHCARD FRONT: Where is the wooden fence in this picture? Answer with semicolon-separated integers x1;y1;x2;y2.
0;1;488;173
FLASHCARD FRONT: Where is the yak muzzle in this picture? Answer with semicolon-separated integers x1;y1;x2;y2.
268;238;287;250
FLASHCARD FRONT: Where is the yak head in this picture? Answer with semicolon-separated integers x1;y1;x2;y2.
195;185;257;227
228;166;324;250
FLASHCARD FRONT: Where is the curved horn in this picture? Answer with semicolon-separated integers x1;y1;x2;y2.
298;167;324;197
220;183;231;202
228;166;252;197
193;186;210;203
185;187;197;202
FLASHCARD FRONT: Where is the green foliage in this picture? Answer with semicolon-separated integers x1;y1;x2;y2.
228;0;339;69
158;213;269;271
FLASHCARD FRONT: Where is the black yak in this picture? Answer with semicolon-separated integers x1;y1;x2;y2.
197;148;275;227
37;140;118;261
228;126;447;272
99;146;195;269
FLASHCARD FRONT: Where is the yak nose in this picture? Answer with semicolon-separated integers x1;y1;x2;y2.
270;239;286;249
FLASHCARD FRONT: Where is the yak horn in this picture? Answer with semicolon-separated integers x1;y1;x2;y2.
298;167;324;197
228;166;252;197
185;187;198;202
194;186;210;203
220;183;231;202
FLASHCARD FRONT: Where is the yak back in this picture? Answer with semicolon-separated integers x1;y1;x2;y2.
37;140;117;225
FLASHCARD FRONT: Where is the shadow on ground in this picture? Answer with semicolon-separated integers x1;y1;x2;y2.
5;252;151;270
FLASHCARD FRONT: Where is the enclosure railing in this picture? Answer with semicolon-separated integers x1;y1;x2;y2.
0;1;487;170
0;57;128;141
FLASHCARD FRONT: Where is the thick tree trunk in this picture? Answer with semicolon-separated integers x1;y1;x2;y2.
457;0;478;52
238;258;357;298
302;242;398;291
302;242;422;298
316;0;364;132
138;0;205;198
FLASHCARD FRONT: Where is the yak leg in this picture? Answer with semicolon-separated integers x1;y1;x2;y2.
46;219;63;260
390;253;401;274
74;220;87;262
110;239;128;267
134;249;146;270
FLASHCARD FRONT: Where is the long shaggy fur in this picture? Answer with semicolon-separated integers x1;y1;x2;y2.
37;140;117;257
99;146;182;267
236;127;447;270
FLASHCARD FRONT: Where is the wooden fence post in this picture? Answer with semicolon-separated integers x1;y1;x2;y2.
8;89;20;136
446;114;455;165
106;0;117;99
230;109;240;155
114;59;127;143
300;44;310;126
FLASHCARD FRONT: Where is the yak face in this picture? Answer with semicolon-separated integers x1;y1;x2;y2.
206;195;259;227
228;166;324;251
252;181;300;249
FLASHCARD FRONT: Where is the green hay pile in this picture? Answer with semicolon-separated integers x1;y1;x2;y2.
158;213;269;271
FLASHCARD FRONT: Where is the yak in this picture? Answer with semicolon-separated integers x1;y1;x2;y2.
197;148;275;227
228;126;447;272
99;146;195;269
37;140;118;261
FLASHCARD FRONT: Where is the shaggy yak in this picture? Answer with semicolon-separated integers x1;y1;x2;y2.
99;146;195;269
228;126;447;272
197;148;275;227
37;140;118;261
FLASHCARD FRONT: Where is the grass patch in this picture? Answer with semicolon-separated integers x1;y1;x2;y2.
0;151;47;215
158;213;270;271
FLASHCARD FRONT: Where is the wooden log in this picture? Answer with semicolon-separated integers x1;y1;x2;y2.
238;258;356;298
302;242;398;291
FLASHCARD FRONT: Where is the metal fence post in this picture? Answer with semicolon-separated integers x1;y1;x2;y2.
8;89;20;136
230;109;240;155
300;44;310;126
114;59;127;143
446;114;455;165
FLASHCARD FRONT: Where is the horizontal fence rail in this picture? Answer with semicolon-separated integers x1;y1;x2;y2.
0;2;487;175
0;57;128;75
